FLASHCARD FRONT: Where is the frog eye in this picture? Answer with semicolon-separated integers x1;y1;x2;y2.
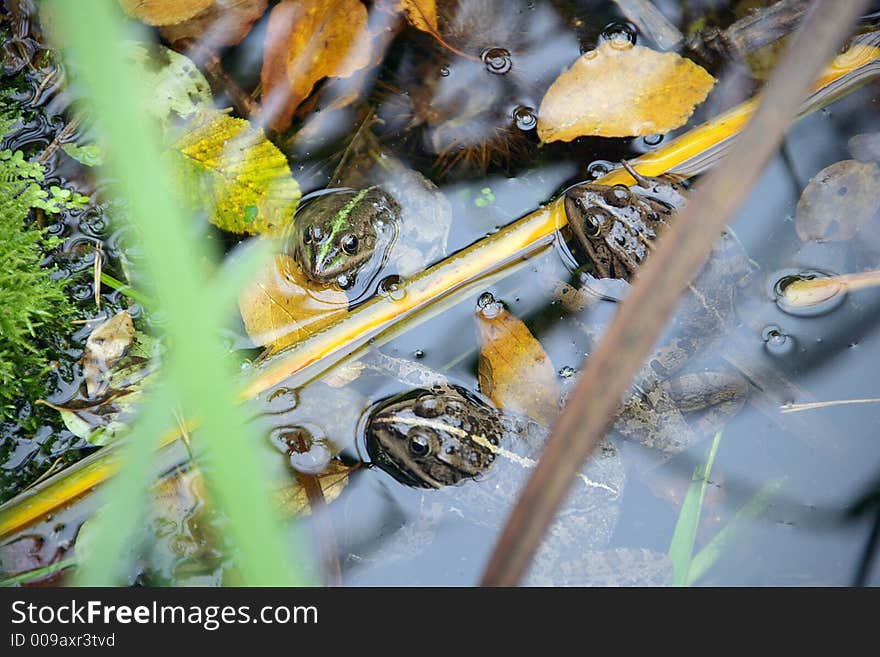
408;432;431;457
605;185;633;207
582;211;604;238
340;233;359;255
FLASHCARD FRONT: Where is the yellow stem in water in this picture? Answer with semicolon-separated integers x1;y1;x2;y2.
783;269;880;307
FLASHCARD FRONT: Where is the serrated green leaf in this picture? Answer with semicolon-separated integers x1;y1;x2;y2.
170;111;301;235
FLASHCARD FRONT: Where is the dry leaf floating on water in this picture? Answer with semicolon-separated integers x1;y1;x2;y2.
238;255;349;352
398;0;439;34
169;111;302;235
475;297;560;426
118;0;213;26
159;0;269;48
537;41;716;142
261;0;374;132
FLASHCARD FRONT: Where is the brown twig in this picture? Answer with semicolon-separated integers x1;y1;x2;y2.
480;0;871;587
689;0;810;62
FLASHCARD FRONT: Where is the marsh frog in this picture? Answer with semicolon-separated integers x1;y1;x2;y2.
285;126;451;299
560;162;752;456
364;382;671;585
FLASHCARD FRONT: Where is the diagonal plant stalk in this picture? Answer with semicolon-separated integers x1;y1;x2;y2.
480;0;872;586
0;27;877;541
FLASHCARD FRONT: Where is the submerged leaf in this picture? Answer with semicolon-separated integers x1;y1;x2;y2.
170;111;301;234
159;0;268;48
261;0;373;131
475;299;560;425
82;311;136;398
537;41;715;142
274;460;356;517
238;255;348;351
795;159;880;242
118;0;213;26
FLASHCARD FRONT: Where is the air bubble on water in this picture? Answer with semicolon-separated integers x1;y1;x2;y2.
481;47;512;75
267;386;299;410
643;133;663;146
289;439;332;474
378;275;405;301
601;22;637;49
336;273;352;289
559;366;576;378
761;324;795;356
587;160;613;179
477;291;496;308
413;349;425;359
513;106;537;131
439;66;450;77
477;291;504;319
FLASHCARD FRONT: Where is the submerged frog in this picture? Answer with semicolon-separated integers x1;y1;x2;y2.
285;125;451;299
364;382;671;585
560;161;753;456
564;161;688;280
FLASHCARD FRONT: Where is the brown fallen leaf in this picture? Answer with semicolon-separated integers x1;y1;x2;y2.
159;0;268;48
238;255;348;352
475;297;560;426
82;311;136;397
274;460;357;517
399;0;438;33
537;41;715;142
261;0;374;132
118;0;212;26
795;159;880;242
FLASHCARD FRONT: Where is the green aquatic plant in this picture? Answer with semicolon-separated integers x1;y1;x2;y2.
0;114;87;425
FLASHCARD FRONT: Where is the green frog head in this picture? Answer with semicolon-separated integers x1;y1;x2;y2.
365;385;502;489
286;187;400;289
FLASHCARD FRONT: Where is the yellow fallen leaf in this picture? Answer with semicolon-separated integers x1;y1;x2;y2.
238;255;349;352
537;41;715;142
795;159;880;242
475;299;560;426
261;0;373;132
399;0;437;33
170;111;301;235
159;0;268;48
118;0;212;26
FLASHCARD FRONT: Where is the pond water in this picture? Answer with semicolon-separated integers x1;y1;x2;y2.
2;0;880;586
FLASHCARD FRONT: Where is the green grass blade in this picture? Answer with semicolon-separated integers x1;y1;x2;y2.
685;477;786;586
667;430;723;586
50;0;307;586
72;388;173;585
100;272;156;309
1;557;77;587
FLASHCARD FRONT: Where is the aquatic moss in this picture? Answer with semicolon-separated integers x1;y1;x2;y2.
0;114;79;424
